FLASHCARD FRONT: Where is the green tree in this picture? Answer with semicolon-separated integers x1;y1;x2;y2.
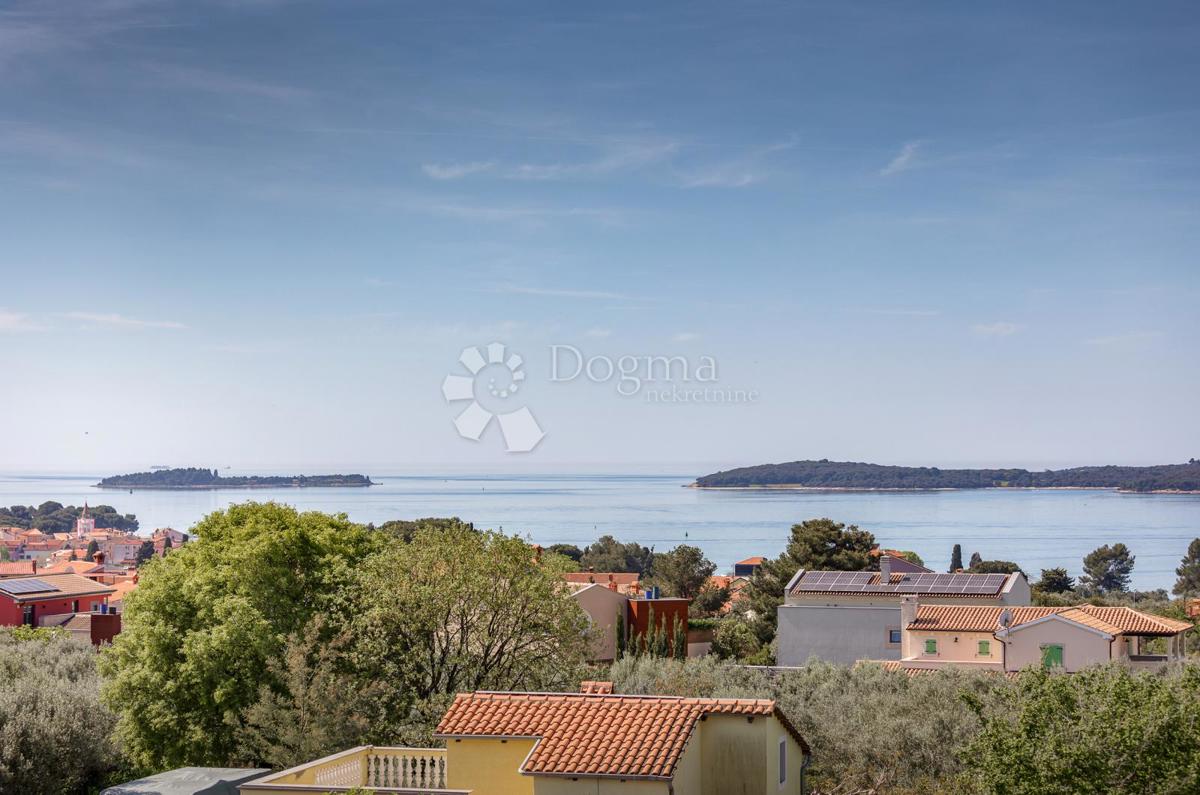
962;665;1200;794
741;519;876;643
969;551;983;569
949;544;963;572
347;524;589;743
545;543;584;563
692;582;730;617
237;618;385;769
374;517;472;542
1080;543;1135;594
710;619;761;661
1035;567;1075;594
84;539;99;560
579;535;654;574
969;560;1023;575
134;540;155;566
100;502;384;769
649;545;715;599
1173;538;1200;598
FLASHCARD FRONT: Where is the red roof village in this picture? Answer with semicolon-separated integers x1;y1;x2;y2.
0;505;188;646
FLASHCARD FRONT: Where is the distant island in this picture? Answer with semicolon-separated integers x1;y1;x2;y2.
693;459;1200;493
97;467;374;490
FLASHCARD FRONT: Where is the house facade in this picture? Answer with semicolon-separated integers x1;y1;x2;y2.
0;573;119;644
241;685;811;795
899;599;1192;673
776;555;1031;666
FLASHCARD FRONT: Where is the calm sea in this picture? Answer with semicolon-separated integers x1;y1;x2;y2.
1;472;1197;592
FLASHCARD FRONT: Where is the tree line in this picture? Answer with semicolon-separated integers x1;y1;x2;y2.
695;458;1200;491
0;502;139;534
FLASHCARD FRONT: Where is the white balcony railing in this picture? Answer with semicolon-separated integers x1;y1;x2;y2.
239;745;469;794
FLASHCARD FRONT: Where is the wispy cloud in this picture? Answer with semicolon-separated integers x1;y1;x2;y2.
862;308;940;317
1085;330;1164;349
679;136;797;189
0;309;44;332
63;312;186;330
0;121;159;169
584;327;613;338
673;331;699;342
424;201;623;225
422;161;495;180
493;285;641;301
420;139;678;182
971;321;1021;337
881;140;922;176
145;63;310;102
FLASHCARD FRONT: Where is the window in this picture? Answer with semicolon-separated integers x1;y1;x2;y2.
978;640;991;656
924;638;938;655
888;629;902;644
1041;644;1064;668
778;737;787;786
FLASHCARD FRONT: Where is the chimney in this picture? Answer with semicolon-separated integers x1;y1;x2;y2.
580;681;614;695
879;554;892;583
607;573;618;592
900;597;918;658
93;550;106;566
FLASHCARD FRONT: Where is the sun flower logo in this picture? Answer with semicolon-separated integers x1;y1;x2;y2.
441;342;546;452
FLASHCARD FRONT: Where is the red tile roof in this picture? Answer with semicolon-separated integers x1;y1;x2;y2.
736;556;765;566
0;561;36;577
435;691;809;779
909;604;1193;636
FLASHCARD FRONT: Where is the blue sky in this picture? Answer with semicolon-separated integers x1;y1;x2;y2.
1;1;1198;472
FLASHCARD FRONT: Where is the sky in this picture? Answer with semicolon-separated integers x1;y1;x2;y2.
1;0;1198;474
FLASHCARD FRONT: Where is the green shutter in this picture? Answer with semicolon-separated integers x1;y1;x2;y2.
1041;644;1063;668
978;640;990;655
924;638;937;655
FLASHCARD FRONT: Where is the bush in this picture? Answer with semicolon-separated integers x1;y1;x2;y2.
0;628;118;794
608;655;1012;793
709;619;760;661
962;664;1200;794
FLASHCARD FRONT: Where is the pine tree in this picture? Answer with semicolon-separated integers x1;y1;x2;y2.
969;551;982;569
950;544;963;572
1080;544;1135;594
1173;538;1200;598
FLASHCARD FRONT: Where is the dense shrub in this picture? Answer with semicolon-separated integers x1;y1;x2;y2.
0;628;117;794
609;655;1009;793
963;664;1200;794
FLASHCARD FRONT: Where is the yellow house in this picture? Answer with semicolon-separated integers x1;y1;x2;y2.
435;683;811;795
240;682;811;795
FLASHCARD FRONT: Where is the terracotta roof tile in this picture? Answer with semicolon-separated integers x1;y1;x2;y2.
909;604;1193;636
435;691;808;779
0;561;36;577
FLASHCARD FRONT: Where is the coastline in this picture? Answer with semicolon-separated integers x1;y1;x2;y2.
687;484;1200;495
96;483;374;490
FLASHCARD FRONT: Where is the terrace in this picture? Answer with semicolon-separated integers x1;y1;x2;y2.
238;746;469;794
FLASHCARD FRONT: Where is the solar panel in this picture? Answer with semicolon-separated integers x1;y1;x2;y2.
0;578;59;595
793;569;1009;595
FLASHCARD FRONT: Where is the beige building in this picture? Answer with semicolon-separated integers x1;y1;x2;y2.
568;581;629;662
899;599;1192;673
777;555;1031;666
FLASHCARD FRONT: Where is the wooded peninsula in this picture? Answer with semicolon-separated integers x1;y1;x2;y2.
693;459;1200;492
97;467;374;489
